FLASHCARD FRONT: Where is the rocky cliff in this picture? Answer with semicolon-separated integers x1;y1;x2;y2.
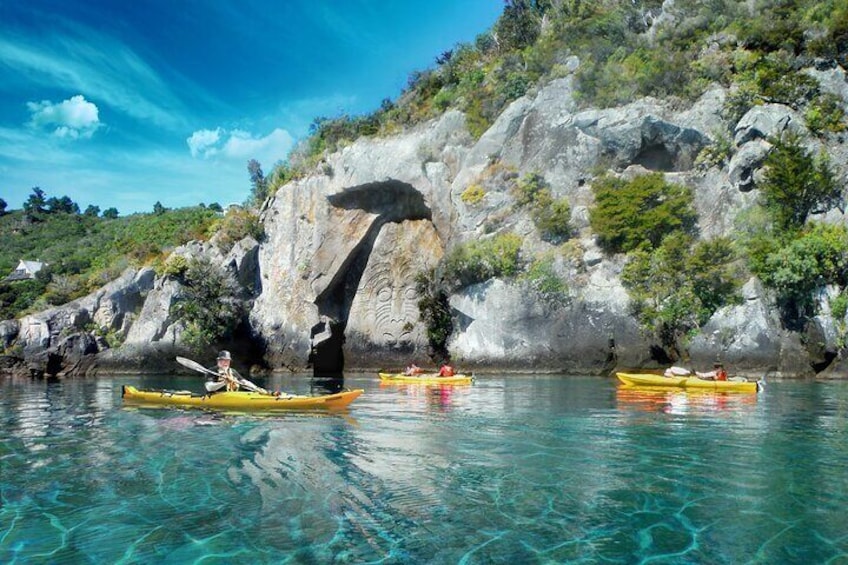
4;60;848;378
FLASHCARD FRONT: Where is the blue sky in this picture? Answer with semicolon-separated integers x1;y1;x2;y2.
0;0;502;214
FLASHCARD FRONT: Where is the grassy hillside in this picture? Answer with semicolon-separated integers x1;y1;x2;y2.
0;200;221;319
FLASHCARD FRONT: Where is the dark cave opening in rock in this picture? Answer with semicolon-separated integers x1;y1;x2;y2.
633;144;677;172
309;179;432;377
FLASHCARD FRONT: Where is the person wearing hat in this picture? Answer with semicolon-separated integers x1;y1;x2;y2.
206;350;242;393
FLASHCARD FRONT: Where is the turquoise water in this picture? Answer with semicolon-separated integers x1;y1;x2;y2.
1;374;847;564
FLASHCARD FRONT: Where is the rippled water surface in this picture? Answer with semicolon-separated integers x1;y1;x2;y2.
2;374;848;564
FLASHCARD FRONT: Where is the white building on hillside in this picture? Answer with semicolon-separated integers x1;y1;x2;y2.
5;260;46;282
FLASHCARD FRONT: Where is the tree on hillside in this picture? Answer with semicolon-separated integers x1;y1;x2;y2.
84;205;100;217
153;201;166;215
0;198;6;215
493;0;547;52
247;159;268;206
46;195;80;214
102;207;119;219
759;132;842;232
23;187;47;216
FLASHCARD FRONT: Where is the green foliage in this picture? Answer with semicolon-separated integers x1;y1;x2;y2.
210;209;264;253
831;291;848;350
442;232;523;290
415;269;454;360
805;92;847;134
160;254;189;278
622;234;741;356
512;173;572;242
247;159;269;205
533;193;572;242
0;199;219;319
460;184;486;205
695;130;734;169
170;258;244;351
494;0;545;52
0;279;48;320
750;222;848;327
759;132;842;232
832;292;848;323
521;254;570;308
589;173;697;254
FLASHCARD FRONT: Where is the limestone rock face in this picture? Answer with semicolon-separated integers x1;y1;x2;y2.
9;267;155;376
245;66;848;375
688;279;783;374
12;61;848;377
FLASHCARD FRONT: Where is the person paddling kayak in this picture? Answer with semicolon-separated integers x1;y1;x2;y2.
206;350;242;393
696;362;728;381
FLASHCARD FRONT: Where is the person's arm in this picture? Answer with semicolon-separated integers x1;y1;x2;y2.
205;380;227;392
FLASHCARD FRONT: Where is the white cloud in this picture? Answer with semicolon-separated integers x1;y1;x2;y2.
186;128;222;157
186;127;294;166
0;24;203;131
27;94;102;139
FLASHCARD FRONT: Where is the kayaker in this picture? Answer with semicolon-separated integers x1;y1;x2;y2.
206;350;241;393
695;362;728;381
438;363;455;377
404;363;423;376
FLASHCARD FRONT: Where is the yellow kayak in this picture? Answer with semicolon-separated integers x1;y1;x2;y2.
378;372;474;385
616;372;759;392
122;385;364;410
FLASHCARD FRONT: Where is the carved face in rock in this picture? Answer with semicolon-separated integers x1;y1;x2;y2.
350;225;423;350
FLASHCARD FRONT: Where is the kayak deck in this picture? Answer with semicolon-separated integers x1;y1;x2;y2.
122;385;363;410
378;372;474;385
616;372;759;392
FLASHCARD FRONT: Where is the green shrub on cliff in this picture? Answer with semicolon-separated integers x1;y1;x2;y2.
169;258;245;351
589;173;697;254
442;232;523;290
622;235;740;358
806;93;847;134
209;208;264;253
415;269;453;361
759;132;841;233
749;222;848;328
512;173;572;242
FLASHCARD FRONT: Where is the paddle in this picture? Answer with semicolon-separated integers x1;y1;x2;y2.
175;356;269;395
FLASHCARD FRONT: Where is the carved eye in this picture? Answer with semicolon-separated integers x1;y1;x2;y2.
377;288;392;302
404;287;417;300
